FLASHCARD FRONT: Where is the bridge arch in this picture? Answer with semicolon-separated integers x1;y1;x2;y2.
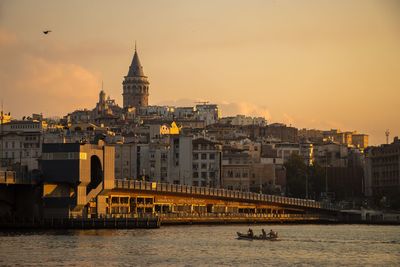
87;155;103;193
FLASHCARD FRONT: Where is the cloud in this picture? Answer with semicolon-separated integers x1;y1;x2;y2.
0;28;100;118
218;101;272;120
281;113;295;127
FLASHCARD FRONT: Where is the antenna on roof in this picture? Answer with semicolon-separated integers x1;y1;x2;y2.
135;41;137;52
385;129;390;144
0;99;3;167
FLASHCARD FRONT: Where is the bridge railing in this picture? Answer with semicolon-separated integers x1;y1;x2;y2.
158;212;330;221
114;179;336;211
66;212;333;221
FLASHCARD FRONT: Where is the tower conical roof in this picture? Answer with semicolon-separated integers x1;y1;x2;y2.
127;49;145;77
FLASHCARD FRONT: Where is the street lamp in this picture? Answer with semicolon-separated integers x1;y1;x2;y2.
324;153;329;199
305;169;308;199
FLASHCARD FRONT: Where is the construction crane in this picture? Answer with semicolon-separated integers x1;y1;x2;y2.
195;101;209;105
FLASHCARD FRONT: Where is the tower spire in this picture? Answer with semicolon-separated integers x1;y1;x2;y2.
127;44;145;77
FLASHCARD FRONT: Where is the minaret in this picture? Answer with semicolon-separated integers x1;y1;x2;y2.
122;44;149;110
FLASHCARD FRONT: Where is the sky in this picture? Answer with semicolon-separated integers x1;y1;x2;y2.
0;0;399;145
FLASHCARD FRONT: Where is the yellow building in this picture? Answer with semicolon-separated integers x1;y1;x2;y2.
352;134;369;149
0;111;11;124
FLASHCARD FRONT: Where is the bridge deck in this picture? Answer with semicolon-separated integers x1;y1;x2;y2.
114;180;337;211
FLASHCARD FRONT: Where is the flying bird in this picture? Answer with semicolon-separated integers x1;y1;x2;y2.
43;30;52;35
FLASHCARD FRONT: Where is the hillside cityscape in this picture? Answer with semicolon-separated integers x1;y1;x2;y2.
1;1;400;266
1;47;399;212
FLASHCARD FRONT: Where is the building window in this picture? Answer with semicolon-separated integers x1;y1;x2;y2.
201;153;207;160
193;172;199;178
201;163;207;169
201;172;207;179
209;153;215;160
193;153;199;160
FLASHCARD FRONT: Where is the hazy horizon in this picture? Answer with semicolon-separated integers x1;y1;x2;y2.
1;0;399;145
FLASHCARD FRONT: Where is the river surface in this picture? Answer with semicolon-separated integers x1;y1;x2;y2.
0;224;399;266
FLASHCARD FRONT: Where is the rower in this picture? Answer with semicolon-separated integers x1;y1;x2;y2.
269;229;275;238
261;229;267;238
248;228;254;237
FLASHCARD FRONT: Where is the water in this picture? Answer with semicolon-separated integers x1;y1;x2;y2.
0;224;399;266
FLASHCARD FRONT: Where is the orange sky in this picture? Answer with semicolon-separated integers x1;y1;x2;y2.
0;0;399;145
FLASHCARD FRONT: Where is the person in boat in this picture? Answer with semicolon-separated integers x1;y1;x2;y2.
261;229;267;239
247;228;254;237
269;229;276;238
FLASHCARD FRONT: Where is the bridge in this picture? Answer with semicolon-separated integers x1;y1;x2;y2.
1;143;340;226
92;180;338;224
1;171;339;225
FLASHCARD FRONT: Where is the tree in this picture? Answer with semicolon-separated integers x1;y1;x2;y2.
284;154;326;200
284;154;307;198
308;162;325;200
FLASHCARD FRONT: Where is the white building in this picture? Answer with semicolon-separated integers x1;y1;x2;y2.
314;143;348;167
113;134;222;187
0;120;46;171
192;137;222;187
195;104;220;126
114;143;149;180
174;107;196;119
139;105;174;118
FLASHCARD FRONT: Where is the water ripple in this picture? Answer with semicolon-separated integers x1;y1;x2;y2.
0;224;399;266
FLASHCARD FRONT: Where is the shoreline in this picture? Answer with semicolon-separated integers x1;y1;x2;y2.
0;219;399;231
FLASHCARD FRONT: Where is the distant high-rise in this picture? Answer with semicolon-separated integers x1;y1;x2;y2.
122;46;149;110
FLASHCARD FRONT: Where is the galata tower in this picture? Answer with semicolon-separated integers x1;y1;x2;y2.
122;46;149;110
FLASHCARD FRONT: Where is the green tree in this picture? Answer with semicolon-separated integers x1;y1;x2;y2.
284;154;327;199
284;154;307;198
308;162;325;200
